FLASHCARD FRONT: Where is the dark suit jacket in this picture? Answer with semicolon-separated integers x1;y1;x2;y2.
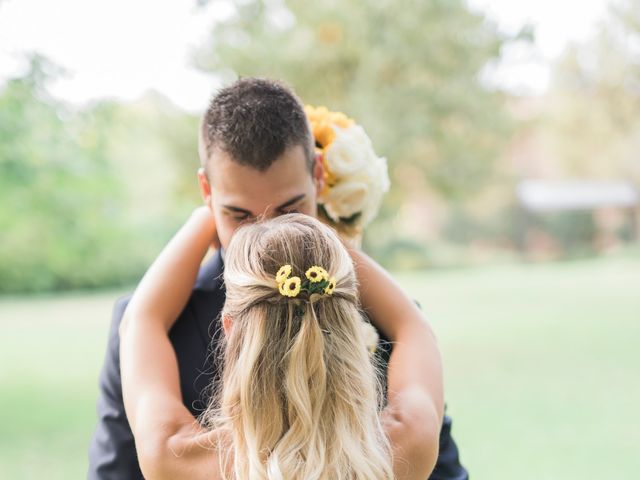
88;249;468;479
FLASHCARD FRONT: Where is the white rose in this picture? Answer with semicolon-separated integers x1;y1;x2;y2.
319;123;391;230
325;125;371;177
354;152;390;226
321;180;369;222
372;155;391;193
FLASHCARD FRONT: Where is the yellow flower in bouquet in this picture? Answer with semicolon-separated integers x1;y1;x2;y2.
305;106;354;192
306;106;354;149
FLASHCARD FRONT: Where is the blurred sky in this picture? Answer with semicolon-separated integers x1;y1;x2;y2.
0;0;611;112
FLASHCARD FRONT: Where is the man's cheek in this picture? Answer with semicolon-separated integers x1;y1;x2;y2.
216;220;235;250
304;202;318;218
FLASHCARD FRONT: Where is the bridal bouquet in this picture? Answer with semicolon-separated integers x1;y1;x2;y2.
305;106;390;242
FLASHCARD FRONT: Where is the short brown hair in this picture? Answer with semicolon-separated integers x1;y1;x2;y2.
199;77;314;174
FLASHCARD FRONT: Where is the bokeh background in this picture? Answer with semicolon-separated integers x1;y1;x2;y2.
1;0;639;478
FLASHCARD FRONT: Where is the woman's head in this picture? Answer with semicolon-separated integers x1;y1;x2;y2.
221;212;358;331
203;213;392;480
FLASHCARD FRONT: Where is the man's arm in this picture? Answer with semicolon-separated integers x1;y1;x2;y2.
88;296;143;480
429;409;469;480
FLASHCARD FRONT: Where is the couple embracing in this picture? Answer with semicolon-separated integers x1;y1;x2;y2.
88;78;468;479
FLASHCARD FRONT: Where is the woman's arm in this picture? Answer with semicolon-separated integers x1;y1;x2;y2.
348;247;444;480
119;207;225;479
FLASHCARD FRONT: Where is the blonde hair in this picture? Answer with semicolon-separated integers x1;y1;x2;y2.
199;213;393;480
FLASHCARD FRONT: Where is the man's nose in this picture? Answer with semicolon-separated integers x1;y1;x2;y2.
256;208;276;221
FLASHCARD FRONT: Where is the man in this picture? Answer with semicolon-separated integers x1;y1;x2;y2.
88;77;468;479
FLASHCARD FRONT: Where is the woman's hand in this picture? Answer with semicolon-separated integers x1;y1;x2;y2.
208;206;221;251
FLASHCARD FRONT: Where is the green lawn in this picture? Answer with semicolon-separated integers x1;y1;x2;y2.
1;256;639;479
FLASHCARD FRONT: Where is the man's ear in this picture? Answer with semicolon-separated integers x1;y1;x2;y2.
198;167;212;206
222;313;233;337
313;152;325;194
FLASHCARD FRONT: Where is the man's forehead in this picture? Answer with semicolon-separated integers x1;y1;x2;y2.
215;171;306;195
208;144;309;180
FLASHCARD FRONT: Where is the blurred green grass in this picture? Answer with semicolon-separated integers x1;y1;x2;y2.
1;256;639;479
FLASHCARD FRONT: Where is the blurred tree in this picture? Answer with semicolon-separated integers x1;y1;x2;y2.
545;0;640;181
0;55;200;293
0;55;129;292
194;0;519;201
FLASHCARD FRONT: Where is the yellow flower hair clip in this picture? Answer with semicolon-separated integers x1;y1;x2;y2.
305;265;328;283
279;275;302;298
276;264;293;284
275;264;336;298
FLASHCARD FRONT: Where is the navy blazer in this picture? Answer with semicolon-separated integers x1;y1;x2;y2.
88;249;468;479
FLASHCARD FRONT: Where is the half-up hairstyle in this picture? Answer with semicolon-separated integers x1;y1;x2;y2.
199;213;393;480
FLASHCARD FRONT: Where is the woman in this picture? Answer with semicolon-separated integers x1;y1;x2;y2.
119;208;442;479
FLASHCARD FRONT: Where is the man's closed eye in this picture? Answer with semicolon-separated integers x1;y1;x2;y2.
231;206;301;223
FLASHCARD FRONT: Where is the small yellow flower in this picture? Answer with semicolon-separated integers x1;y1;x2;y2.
275;264;292;284
305;266;329;283
324;277;336;295
279;276;302;297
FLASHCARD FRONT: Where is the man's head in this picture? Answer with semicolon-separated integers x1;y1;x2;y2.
198;77;324;249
